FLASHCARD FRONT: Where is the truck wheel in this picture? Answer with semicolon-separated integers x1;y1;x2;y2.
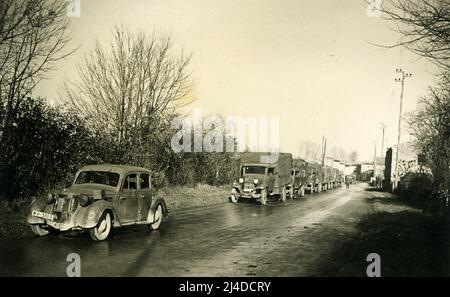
289;187;294;199
230;194;239;203
31;225;50;237
281;186;287;202
260;188;268;205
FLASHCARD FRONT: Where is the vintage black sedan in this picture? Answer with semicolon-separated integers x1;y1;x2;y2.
27;165;168;241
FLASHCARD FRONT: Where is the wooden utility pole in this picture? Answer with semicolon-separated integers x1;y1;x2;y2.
321;136;327;166
373;141;377;180
379;123;387;158
394;69;412;190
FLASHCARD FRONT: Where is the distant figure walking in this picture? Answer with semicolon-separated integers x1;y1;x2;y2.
345;177;350;189
376;176;382;189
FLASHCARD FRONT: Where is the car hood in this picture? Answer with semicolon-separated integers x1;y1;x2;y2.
58;184;118;196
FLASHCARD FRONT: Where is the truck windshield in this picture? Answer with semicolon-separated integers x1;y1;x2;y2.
243;166;266;175
75;171;120;187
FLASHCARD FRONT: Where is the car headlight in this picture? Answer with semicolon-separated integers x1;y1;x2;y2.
45;192;55;204
79;194;91;207
253;178;259;184
239;178;244;183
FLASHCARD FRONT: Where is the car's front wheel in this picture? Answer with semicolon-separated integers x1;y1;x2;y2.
150;204;163;230
31;224;50;237
89;212;112;241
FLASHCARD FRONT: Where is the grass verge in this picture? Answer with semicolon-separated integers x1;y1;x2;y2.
320;189;449;276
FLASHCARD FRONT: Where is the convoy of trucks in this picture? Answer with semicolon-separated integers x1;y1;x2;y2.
230;152;345;205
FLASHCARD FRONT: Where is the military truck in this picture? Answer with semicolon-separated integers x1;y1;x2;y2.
303;161;322;193
230;152;293;205
319;164;345;191
332;161;345;188
291;158;308;197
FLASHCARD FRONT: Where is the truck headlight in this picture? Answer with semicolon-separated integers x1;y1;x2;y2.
239;178;244;183
253;178;259;184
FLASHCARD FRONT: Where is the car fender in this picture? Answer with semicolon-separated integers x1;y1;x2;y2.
75;200;115;229
148;197;168;223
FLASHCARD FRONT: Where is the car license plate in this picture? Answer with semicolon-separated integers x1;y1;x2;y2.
32;210;56;221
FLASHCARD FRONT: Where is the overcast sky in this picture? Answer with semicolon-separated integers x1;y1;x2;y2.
34;0;438;161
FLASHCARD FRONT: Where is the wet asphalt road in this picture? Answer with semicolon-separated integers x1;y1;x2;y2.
0;183;372;276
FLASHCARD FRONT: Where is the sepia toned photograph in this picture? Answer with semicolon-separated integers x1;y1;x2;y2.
0;0;448;284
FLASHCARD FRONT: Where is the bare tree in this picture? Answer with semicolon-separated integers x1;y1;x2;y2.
407;72;450;192
349;151;358;163
329;145;351;162
299;140;321;161
61;26;193;147
380;0;450;70
0;0;72;141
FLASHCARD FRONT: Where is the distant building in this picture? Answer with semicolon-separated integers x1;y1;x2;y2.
344;164;356;176
384;142;421;191
356;163;374;181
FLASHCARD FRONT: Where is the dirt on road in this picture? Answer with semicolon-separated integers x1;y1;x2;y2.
0;183;447;276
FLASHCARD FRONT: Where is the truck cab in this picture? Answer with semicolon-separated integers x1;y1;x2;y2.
234;163;275;199
230;152;293;205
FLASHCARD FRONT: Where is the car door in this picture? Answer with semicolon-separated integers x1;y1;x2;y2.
138;173;152;222
118;173;139;224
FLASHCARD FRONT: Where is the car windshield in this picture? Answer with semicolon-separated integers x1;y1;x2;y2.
75;171;120;187
243;166;266;175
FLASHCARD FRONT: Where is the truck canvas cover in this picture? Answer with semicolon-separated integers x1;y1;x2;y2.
240;152;292;189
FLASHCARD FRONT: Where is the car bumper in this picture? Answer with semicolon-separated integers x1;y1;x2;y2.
238;193;262;199
237;189;263;199
27;215;79;231
27;208;97;231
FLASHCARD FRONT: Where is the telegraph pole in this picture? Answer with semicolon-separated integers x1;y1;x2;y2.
379;123;387;158
321;136;327;166
373;141;377;182
393;69;412;190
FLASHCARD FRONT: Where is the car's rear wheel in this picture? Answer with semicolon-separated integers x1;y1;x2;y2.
89;212;112;241
31;224;50;237
150;204;163;230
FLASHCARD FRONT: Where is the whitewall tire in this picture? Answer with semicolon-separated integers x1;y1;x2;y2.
89;212;112;241
150;204;163;230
